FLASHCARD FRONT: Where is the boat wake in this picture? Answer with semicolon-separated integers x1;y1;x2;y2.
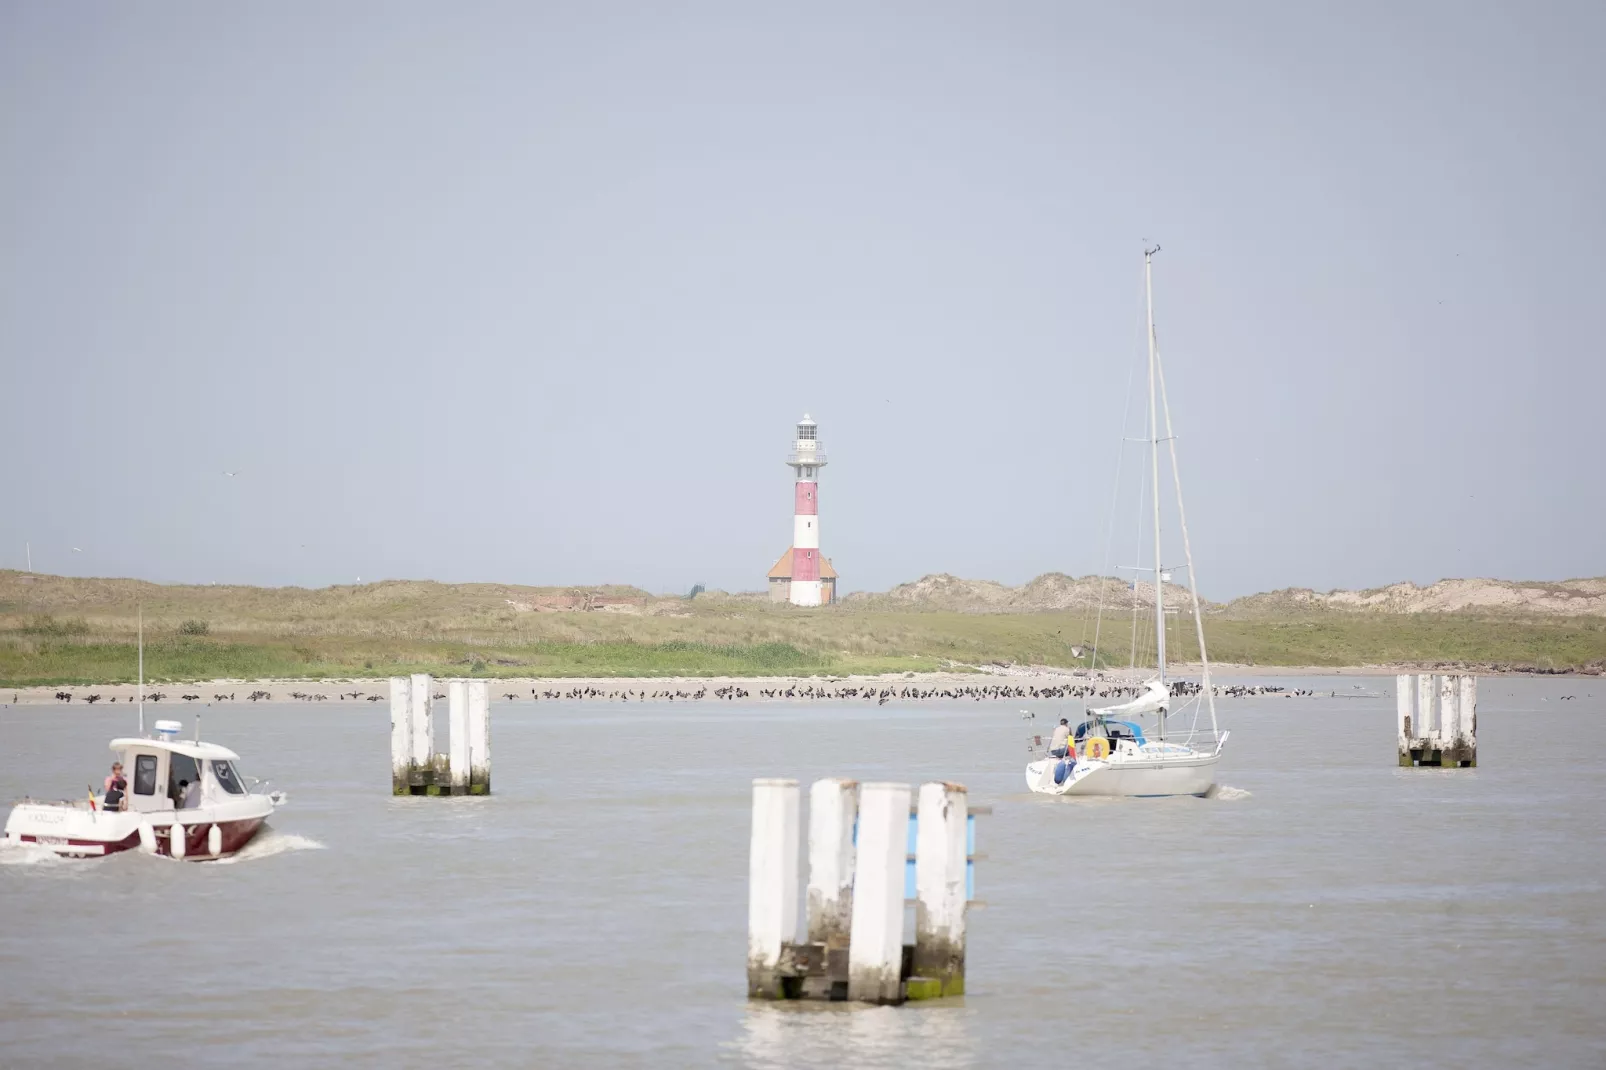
213;828;325;864
1208;785;1253;800
0;840;67;866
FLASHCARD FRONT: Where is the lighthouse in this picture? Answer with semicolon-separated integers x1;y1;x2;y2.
767;414;837;605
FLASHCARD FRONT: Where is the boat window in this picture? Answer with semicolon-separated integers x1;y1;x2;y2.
211;760;246;795
133;754;159;795
168;752;200;801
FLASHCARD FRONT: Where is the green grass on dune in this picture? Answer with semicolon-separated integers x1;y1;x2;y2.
1;571;1602;686
0;633;935;687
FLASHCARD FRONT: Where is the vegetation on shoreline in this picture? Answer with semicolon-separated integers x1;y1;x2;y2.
2;571;1602;686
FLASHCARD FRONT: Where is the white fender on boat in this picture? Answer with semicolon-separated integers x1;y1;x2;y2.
137;821;157;853
207;824;222;856
171;823;187;859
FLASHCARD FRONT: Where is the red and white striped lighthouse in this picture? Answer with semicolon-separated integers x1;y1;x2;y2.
784;414;829;606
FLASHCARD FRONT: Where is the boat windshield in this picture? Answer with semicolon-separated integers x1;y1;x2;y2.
210;760;246;795
1074;719;1148;746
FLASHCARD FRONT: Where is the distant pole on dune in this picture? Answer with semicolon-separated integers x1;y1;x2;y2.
25;542;30;571
137;605;145;736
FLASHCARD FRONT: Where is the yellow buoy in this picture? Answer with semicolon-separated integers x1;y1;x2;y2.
1085;736;1110;760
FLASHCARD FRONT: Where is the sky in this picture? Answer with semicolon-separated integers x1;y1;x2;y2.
1;2;1602;600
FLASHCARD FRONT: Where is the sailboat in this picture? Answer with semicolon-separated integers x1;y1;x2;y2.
1025;248;1229;797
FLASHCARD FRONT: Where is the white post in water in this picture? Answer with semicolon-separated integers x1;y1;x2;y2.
409;673;433;774
467;679;491;794
1398;673;1478;768
389;676;412;794
848;781;911;1005
806;778;858;949
748;778;800;998
447;680;470;793
1438;675;1458;749
1395;673;1414;760
913;781;968;997
1458;675;1478;756
1416;674;1437;741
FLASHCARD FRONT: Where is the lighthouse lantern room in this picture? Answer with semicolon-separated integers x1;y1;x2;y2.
768;414;837;606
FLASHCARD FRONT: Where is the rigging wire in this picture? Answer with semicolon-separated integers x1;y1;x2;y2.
1154;322;1220;738
1084;306;1147;675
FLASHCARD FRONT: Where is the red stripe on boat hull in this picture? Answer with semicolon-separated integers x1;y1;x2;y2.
18;816;267;861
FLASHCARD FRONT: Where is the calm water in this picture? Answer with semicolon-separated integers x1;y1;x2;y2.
2;676;1603;1068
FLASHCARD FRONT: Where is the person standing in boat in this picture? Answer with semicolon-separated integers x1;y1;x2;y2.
180;779;202;809
103;769;127;811
1049;718;1071;758
103;761;125;794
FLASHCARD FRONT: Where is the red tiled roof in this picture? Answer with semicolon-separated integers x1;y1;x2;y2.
767;548;838;580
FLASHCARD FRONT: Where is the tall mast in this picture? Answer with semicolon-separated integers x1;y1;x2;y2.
1145;246;1165;684
137;605;144;735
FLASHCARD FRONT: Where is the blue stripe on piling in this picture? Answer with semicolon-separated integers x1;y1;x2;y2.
902;811;979;901
905;814;918;898
967;813;975;900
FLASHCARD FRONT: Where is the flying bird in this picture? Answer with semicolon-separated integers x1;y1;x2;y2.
71;547;83;553
223;470;239;477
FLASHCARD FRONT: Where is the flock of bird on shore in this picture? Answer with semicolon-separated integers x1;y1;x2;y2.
44;680;1317;707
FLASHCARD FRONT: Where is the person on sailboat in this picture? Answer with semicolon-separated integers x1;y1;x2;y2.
1049;718;1071;758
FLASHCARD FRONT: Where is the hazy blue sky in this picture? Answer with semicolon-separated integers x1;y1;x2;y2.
2;3;1601;599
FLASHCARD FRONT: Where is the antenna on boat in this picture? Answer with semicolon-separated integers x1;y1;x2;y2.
137;604;144;736
195;713;201;744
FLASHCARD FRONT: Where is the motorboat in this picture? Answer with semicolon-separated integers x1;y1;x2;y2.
1025;248;1228;798
4;718;285;860
4;609;283;860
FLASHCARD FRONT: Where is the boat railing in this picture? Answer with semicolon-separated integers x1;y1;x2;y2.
1025;728;1227;760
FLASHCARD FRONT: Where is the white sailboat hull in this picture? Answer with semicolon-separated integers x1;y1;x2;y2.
1026;748;1218;798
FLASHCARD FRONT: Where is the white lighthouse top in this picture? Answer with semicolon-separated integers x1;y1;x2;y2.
788;414;826;468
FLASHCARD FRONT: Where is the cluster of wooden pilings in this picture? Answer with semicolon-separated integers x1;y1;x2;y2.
389;674;491;795
1397;673;1477;768
748;777;977;1005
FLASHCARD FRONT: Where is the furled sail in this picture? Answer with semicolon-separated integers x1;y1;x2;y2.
1092;679;1169;718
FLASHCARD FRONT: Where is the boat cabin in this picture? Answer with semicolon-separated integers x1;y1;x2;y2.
107;735;250;813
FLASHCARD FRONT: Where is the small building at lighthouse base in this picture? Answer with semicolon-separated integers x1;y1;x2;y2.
767;549;838;605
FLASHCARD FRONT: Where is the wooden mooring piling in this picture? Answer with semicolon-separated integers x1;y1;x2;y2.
1397;673;1477;768
748;776;979;1005
390;675;491;794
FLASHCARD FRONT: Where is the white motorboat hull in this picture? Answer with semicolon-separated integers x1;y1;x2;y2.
1026;750;1219;798
4;797;275;860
